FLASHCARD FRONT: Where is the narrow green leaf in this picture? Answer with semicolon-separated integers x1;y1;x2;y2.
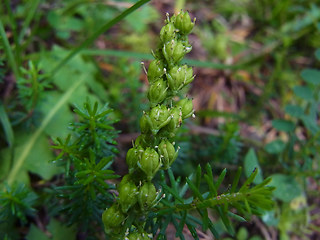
227;211;246;222
186;224;199;240
159;182;184;203
198;209;209;231
186;178;204;201
172;217;185;240
215;168;227;190
195;165;201;189
176;211;187;237
239;168;258;192
0;102;14;147
217;206;234;235
0;19;19;79
204;164;217;196
230;167;242;193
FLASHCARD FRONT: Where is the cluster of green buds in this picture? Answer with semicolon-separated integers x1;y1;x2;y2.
102;10;196;238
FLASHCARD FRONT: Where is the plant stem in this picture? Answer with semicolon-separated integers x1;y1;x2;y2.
50;0;151;76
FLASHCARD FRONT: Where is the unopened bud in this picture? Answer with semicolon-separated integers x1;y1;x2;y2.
174;11;195;34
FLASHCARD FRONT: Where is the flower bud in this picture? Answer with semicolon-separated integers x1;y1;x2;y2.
147;79;168;107
162;40;186;65
157;106;182;138
147;60;165;83
118;181;138;212
176;98;194;119
126;146;144;173
167;65;194;92
138;182;157;210
174;11;195;34
158;140;178;169
140;113;151;134
160;22;176;43
102;204;125;234
138;148;160;180
149;105;171;134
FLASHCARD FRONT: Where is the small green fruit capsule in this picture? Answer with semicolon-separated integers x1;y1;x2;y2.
167;65;194;92
162;40;186;65
118;181;138;212
126;146;144;173
140;113;151;134
147;60;165;83
138;148;160;180
118;174;131;189
176;98;194;119
149;105;171;133
160;22;176;43
158;140;178;169
147;79;168;107
174;11;195;34
138;182;157;210
102;204;125;234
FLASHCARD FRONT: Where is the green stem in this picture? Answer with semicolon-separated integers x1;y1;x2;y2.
50;0;151;76
0;18;19;79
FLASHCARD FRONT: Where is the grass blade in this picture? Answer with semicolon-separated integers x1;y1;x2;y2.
51;0;151;75
0;101;14;147
0;18;19;79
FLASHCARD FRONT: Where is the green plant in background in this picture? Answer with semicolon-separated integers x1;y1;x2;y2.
259;49;320;239
100;11;274;240
50;100;119;236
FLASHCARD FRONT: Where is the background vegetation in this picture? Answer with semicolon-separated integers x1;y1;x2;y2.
0;0;319;239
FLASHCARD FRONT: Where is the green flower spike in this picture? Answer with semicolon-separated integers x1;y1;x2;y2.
104;11;196;238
